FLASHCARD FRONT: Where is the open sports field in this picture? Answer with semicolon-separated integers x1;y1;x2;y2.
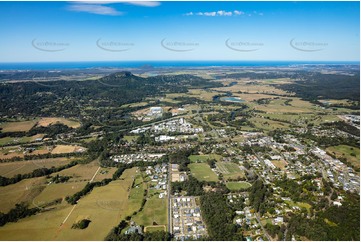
326;145;360;169
51;145;85;154
0;177;46;213
188;163;218;182
37;117;81;128
189;154;222;163
0;157;75;178
0;120;38;132
216;162;245;180
133;195;167;229
0;168;139;241
144;225;166;232
226;181;252;191
54;160;100;182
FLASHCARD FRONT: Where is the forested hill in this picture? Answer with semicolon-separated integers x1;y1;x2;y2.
0;71;221;118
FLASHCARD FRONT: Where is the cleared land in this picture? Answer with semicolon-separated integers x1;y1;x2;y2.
216;162;245;180
0;134;45;146
51;145;85;154
0;168;139;241
54;160;100;182
0;120;38;132
0;157;75;178
271;159;288;170
326;145;360;170
32;181;87;207
0;177;46;213
54;168;139;241
188;163;218;182
37;117;81;128
226;181;252;191
93;167;118;182
252;97;321;113
133;195;167;229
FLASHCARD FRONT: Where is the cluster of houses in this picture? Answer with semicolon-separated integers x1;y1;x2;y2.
311;147;359;193
341;114;360;129
145;163;168;198
171;197;207;241
111;153;165;164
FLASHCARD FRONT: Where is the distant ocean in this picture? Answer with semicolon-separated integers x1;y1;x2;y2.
0;61;359;71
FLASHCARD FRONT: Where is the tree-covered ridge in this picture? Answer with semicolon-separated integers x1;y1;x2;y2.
0;72;221;118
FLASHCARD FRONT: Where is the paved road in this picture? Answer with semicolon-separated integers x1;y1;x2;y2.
167;164;172;234
255;213;272;241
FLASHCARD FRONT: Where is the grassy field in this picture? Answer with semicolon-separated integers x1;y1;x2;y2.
93;167;118;182
188;163;218;182
0;120;38;132
262;113;341;126
54;160;99;182
212;80;290;96
133;195;167;229
189;154;222;163
0;157;75;178
226;181;252;191
32;181;88;207
0;146;24;159
0;177;46;213
249;116;290;131
326;145;360;169
0;168;139;241
37;117;81;128
271;159;288;170
0;134;45;146
187;89;221;101
123;135;139;143
216;162;245;180
144;225;166;232
253;97;321;113
51;145;85;154
285;201;312;214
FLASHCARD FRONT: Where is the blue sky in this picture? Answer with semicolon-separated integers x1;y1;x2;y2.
0;1;359;62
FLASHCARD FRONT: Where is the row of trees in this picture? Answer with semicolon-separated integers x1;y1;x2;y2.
0;203;40;227
0;160;79;186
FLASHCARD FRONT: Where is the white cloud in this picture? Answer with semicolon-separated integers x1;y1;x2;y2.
203;12;216;16
186;10;258;17
67;4;122;15
233;10;245;15
217;10;232;16
126;1;160;7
